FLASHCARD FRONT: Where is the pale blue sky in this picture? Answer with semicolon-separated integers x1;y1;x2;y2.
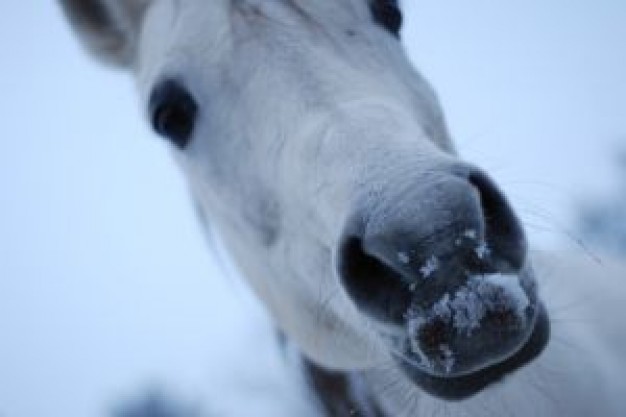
1;2;625;416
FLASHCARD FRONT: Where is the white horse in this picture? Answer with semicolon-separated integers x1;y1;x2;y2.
59;1;626;415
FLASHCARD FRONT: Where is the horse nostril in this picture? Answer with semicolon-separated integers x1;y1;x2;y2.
338;235;413;324
467;170;527;272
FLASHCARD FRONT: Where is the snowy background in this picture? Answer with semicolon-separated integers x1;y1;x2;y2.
1;2;625;416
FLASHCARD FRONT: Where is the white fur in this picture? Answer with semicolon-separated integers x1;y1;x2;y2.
60;0;626;415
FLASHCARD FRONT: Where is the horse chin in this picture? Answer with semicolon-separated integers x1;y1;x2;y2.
394;303;550;401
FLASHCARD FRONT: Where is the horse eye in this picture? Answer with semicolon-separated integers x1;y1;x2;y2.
149;80;197;149
370;0;403;37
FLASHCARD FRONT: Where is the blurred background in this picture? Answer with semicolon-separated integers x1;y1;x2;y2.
1;1;625;416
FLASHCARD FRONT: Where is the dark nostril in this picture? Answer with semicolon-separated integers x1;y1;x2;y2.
467;171;527;272
339;236;412;324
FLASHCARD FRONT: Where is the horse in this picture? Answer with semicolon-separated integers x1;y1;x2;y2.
58;1;626;415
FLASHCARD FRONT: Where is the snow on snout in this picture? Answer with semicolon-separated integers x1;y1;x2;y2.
449;273;530;335
407;273;531;337
405;273;531;372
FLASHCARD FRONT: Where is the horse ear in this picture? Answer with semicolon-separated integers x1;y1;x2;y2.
58;0;151;67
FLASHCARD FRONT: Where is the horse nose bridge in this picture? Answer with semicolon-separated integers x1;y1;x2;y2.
355;166;483;251
357;164;526;272
364;171;483;244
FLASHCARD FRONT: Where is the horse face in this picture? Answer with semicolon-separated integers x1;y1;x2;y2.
60;0;549;400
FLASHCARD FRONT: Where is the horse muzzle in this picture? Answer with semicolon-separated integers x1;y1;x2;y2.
336;163;550;399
